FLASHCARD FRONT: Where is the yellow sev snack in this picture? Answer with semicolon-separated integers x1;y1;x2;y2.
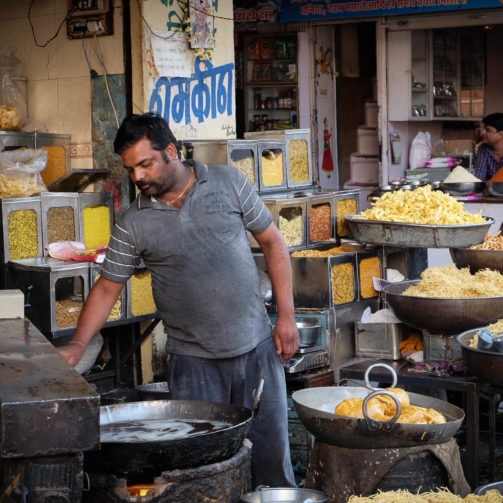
469;232;503;250
348;488;503;503
358;185;486;225
403;265;503;298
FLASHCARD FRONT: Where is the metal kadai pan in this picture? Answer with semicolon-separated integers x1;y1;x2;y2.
292;364;464;449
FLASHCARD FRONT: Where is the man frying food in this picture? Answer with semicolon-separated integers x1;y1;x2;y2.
57;113;299;488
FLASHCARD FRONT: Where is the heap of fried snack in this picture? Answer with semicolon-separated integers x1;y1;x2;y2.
469;231;503;250
402;265;503;298
335;388;445;424
469;319;503;348
348;488;503;503
357;185;486;225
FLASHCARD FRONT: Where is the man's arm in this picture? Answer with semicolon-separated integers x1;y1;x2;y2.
253;222;299;361
57;276;125;366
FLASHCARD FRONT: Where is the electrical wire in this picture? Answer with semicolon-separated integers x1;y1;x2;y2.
28;0;70;48
92;35;120;128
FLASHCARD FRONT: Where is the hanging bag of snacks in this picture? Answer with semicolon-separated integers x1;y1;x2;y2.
0;149;48;198
0;47;24;131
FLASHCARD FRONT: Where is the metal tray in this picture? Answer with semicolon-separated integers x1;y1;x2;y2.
450;247;503;274
345;215;494;248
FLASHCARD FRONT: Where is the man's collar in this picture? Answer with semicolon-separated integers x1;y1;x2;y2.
136;159;208;210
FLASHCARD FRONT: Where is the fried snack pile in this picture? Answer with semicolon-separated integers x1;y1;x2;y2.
0;104;22;131
469;231;503;250
358;185;486;225
348;488;503;503
402;265;503;298
335;388;446;424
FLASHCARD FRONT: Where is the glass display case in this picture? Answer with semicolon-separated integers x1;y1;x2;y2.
460;27;485;118
411;30;430;119
244;34;298;132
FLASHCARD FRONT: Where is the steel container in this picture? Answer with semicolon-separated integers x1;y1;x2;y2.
90;263;126;326
126;264;158;320
354;322;405;360
423;331;463;362
34;133;71;190
0;130;35;150
7;257;89;337
0;197;43;264
345;215;494;248
439;182;485;195
457;329;503;387
383;280;503;334
258;139;288;192
334;190;360;241
181;139;228;166
227;139;259;191
450;247;503;274
78;192;113;249
486;182;503;197
306;193;336;247
41;192;80;255
240;488;329;503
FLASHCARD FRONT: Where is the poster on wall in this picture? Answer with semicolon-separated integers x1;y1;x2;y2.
280;0;503;22
189;0;215;49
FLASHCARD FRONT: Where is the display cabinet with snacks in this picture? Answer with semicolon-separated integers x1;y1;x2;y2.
258;139;287;191
90;263;126;326
291;253;358;309
127;265;157;319
334;190;360;241
306;194;335;247
244;34;298;132
7;258;89;337
78;192;113;249
227;140;259;190
0;197;43;263
0;130;35;150
41;193;80;255
356;249;383;300
34;133;71;189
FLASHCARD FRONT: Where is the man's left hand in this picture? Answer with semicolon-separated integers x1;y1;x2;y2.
273;315;300;361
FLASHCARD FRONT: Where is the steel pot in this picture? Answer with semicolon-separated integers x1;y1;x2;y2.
292;364;464;449
240;488;329;503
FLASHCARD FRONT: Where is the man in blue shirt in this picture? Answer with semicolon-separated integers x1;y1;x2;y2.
473;113;503;181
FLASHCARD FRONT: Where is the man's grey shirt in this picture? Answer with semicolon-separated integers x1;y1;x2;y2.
100;160;274;358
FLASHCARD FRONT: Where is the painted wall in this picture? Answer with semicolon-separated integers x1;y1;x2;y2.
132;0;236;140
0;0;125;170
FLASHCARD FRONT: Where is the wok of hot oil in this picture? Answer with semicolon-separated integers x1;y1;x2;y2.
101;418;232;443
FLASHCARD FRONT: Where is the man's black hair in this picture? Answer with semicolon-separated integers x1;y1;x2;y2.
483;113;503;133
114;112;181;157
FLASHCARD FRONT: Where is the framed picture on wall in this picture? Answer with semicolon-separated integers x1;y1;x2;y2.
189;0;214;49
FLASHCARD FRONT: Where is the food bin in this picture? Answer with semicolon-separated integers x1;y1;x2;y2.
355;321;405;360
227;139;259;190
258;140;287;191
181;140;228;166
0;130;35;150
307;194;335;247
7;257;89;336
357;248;383;300
0;197;43;263
292;253;358;309
34;133;71;189
263;197;307;251
423;331;462;362
90;263;126;325
127;263;157;319
78;192;113;249
285;130;312;188
334;189;360;240
41;192;80;254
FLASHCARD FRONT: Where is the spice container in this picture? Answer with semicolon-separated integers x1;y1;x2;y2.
78;192;113;249
292;253;358;309
356;249;383;299
41;192;80;254
0;130;35;150
334;189;360;240
7;257;89;336
258;140;287;191
0;197;43;263
90;263;125;325
227;140;259;190
127;264;157;319
263;197;306;251
307;194;335;247
34;133;71;189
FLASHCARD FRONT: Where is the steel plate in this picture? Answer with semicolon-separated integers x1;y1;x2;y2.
345;216;494;248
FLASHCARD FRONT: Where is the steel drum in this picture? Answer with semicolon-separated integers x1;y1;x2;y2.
345;215;493;248
383;280;503;334
292;364;464;449
450;247;503;274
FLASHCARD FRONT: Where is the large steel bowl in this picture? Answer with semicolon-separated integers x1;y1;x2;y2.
439;182;485;196
450;247;503;274
457;330;503;386
383;280;503;334
486;182;503;197
345;216;493;248
297;322;322;347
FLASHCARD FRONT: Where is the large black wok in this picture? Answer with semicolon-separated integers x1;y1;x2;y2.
292;364;464;449
84;399;253;483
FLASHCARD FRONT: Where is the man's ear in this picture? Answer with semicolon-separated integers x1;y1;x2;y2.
166;143;178;160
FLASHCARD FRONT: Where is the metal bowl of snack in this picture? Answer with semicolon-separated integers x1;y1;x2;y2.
400;184;413;191
486;182;503;197
419;179;430;186
439;182;485;196
390;181;405;189
431;181;442;190
345;216;494;248
450;247;503;274
384;280;503;333
408;180;421;188
380;185;395;192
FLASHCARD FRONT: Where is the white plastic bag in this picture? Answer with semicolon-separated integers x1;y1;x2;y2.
0;148;47;198
0;47;24;131
409;131;431;170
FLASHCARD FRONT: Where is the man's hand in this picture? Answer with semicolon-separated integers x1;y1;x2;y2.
57;341;87;367
273;314;300;361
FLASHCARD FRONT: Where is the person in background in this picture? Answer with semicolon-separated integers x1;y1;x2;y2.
57;113;299;489
473;113;503;181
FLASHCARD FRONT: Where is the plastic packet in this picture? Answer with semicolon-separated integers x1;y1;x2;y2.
0;148;47;198
0;47;24;131
47;241;108;263
409;131;431;170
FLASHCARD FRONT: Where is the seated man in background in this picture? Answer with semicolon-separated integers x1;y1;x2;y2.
473;112;503;181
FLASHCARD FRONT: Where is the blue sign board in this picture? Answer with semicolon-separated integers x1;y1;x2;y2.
280;0;503;22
